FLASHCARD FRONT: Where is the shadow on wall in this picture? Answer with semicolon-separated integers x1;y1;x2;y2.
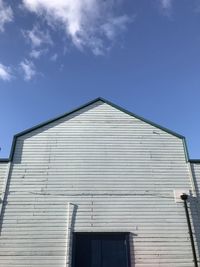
0;163;13;236
189;194;200;264
129;232;136;266
189;165;200;263
68;204;78;267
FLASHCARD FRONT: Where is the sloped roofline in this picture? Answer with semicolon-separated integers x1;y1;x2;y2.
189;159;200;163
0;97;196;162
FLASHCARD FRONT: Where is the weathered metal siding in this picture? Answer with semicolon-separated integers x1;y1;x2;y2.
0;101;195;267
0;162;8;200
191;163;200;197
190;162;200;264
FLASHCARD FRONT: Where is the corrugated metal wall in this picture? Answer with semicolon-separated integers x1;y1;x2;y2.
191;163;200;197
0;162;8;200
190;162;200;266
0;101;197;267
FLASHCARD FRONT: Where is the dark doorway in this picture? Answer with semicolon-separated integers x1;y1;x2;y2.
72;232;130;267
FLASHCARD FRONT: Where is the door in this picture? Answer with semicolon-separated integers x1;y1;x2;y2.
72;233;130;267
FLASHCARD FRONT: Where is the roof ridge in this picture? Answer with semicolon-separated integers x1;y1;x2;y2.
0;97;188;162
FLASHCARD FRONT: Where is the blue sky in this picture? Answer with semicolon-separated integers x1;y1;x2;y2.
0;0;200;159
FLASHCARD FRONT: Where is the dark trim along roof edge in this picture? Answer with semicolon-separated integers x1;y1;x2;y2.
0;159;10;163
189;159;200;163
0;97;198;163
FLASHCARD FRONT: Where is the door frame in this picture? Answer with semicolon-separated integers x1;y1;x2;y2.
71;232;131;267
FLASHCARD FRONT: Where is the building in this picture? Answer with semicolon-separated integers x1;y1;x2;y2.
0;98;200;267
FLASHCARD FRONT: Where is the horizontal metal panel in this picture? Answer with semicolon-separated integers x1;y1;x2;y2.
0;102;196;267
0;162;7;197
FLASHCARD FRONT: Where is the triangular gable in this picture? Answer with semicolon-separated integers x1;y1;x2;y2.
0;97;191;162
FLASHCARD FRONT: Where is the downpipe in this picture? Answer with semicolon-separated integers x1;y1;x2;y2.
180;193;198;267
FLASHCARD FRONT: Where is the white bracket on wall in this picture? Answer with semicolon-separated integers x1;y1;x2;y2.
174;189;190;203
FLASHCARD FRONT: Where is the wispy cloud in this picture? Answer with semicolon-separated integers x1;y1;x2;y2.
50;53;58;61
0;63;12;81
159;0;173;14
23;25;53;48
0;0;13;32
22;0;132;55
194;1;200;13
101;15;132;41
30;48;48;59
20;59;36;81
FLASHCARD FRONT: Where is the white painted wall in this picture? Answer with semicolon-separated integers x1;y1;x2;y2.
0;162;8;200
190;162;200;263
192;163;200;197
0;101;197;267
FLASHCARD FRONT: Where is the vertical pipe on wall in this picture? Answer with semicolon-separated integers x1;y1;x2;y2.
180;194;198;267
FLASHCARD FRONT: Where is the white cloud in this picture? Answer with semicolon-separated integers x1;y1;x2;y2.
0;0;13;32
50;53;58;61
159;0;173;12
23;25;53;48
30;48;47;59
22;0;132;55
0;63;12;81
20;59;36;80
101;15;132;41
